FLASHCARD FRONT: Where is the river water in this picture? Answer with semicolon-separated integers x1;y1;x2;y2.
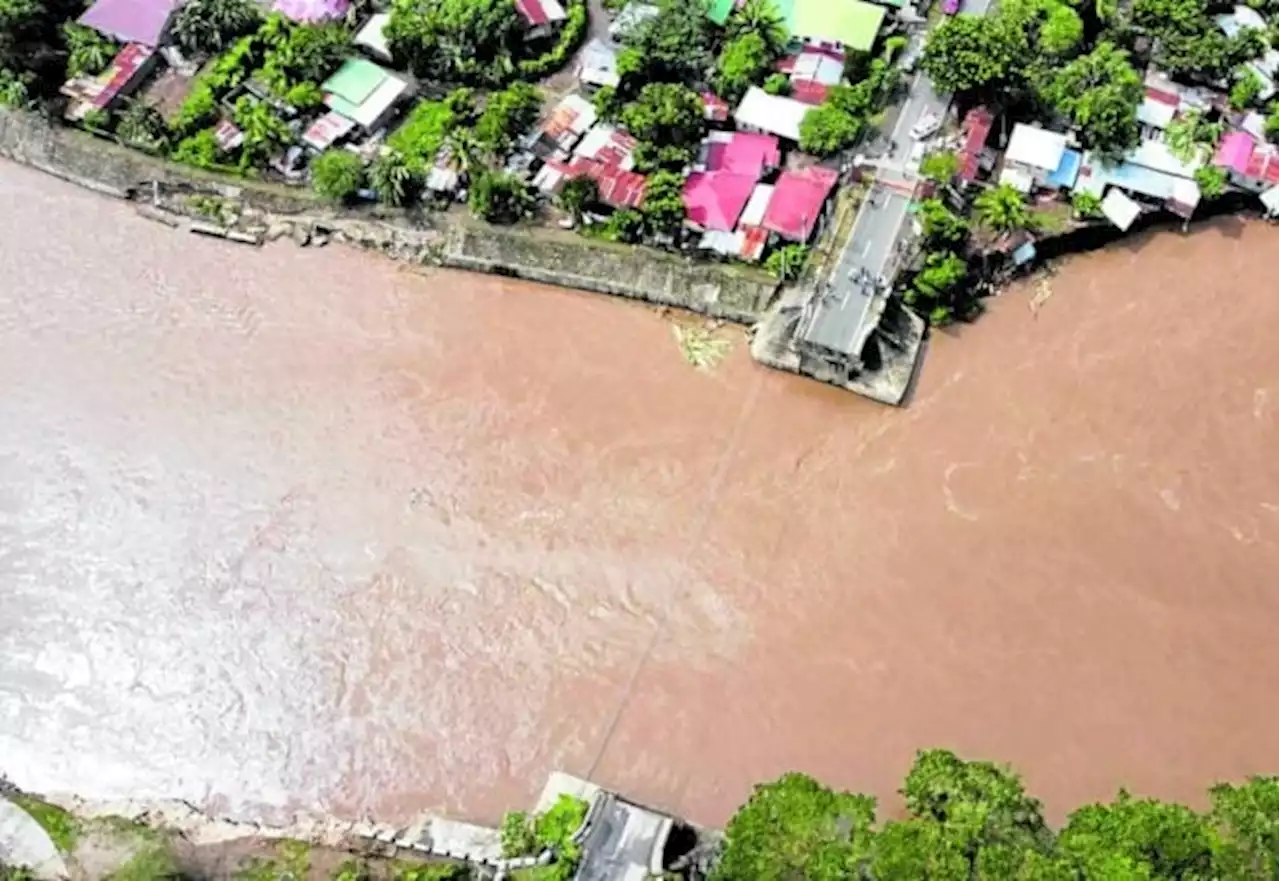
1;162;1276;827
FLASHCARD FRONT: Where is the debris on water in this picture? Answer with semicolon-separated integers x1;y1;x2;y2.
671;324;732;370
1028;278;1054;316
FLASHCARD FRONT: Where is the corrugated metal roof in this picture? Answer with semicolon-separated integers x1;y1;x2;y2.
761;165;838;241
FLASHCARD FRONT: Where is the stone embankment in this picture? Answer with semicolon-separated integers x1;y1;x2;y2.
0;108;777;324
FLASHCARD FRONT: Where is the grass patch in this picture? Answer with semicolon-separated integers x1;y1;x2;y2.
391;861;471;881
10;794;80;854
108;840;177;881
1031;201;1073;235
234;840;311;881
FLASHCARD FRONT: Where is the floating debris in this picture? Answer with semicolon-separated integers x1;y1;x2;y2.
1028;278;1054;316
672;324;732;370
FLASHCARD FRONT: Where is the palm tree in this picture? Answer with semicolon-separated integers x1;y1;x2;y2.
368;148;416;206
726;0;788;55
1165;111;1223;163
442;126;482;172
233;96;290;162
556;175;598;225
974;183;1031;233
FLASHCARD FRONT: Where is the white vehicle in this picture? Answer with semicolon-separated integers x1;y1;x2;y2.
910;112;942;140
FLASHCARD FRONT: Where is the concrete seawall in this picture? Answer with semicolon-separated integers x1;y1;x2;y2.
0;108;776;323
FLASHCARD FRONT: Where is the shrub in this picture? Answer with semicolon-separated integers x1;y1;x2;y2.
1071;190;1103;218
765;244;808;281
388;97;463;168
310;149;365;202
172;128;221;168
368;149;419;206
500;811;538;858
919;150;959;184
171;0;262;56
763;72;790;95
473;81;541;155
1194;165;1228;198
63;23;118;78
603;208;644;242
169;80;218;136
0;68;34;109
115;100;169;153
468;170;535;223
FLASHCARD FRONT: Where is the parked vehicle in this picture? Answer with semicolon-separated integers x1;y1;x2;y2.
910;112;942;140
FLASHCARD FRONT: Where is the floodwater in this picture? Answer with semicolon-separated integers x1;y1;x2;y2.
1;161;1276;828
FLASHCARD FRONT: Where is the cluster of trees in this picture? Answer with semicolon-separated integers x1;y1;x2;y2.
800;48;902;156
712;750;1279;881
922;0;1146;158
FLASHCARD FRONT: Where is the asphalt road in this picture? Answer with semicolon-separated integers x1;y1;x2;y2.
821;0;994;308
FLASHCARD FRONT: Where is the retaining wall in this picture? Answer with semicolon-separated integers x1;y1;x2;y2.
0;108;777;322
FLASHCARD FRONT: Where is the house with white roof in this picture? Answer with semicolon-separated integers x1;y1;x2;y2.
354;13;392;62
1000;123;1079;191
733;87;811;143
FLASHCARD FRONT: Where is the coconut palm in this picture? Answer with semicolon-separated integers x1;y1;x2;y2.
725;0;788;55
170;0;262;56
974;183;1031;232
1165;111;1223;162
368;148;417;206
63;23;117;78
233;96;291;162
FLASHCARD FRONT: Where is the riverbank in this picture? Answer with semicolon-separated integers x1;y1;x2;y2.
0;108;777;325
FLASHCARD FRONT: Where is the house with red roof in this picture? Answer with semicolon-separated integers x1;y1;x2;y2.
533;156;648;210
682;172;758;232
516;0;567;37
700;131;781;177
956;106;993;183
1214;131;1280;192
60;43;157;120
761;166;839;242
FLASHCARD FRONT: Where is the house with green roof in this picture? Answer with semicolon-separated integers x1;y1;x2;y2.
321;57;413;132
791;0;885;51
707;0;884;53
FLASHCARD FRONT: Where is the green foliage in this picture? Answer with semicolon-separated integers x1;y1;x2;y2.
500;811;539;858
603;207;644;242
1133;0;1265;82
1229;68;1264;110
799;102;862;156
115;100;169;153
620;82;705;171
171;0;261;56
763;71;790;95
330;860;370;881
712;772;877;881
283;80;323;110
386;0;521;85
724;0;787;55
256;17;349;96
917;197;968;245
234;840;310;881
387;95;466;168
714;31;770;104
922;15;1028;95
1071;190;1103;218
518;0;587;78
1267;103;1279;143
473;81;541;155
81;107;111;129
640;169;686;237
107;841;178;881
169;80;218;136
1;864;40;881
920;150;960;184
0;68;33;108
468;169;534;223
975;183;1032;232
868;818;970;880
764;244;808;281
310;149;365;202
1193;165;1228;198
10;795;79;854
392;862;470;881
533;795;589;851
1039;42;1141;157
232;95;291;164
368;148;418;206
556;174;598;222
204;33;261;92
173;128;222;168
615;0;715;92
62;23;117;78
1038;4;1083;55
1207;776;1279;880
1164;109;1222;161
1058;792;1216;879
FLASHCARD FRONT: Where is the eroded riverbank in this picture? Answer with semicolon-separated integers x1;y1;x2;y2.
0;160;1276;829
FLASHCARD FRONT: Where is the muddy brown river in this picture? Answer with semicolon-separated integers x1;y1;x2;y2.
1;162;1276;828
